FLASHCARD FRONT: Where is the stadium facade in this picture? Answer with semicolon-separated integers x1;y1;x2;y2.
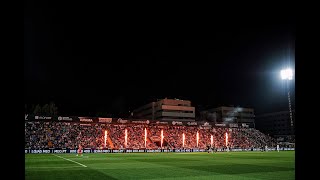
132;98;195;121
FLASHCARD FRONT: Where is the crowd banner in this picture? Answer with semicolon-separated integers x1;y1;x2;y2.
25;148;294;153
26;116;254;128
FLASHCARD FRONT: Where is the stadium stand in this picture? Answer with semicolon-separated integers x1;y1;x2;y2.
25;121;277;150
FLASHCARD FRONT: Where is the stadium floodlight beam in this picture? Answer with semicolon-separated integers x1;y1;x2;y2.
280;68;294;130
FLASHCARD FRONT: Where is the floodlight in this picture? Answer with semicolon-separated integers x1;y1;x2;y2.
280;68;293;80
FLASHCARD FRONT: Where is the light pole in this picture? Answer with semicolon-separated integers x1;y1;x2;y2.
280;68;294;132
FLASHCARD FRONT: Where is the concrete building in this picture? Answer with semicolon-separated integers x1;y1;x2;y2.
255;110;295;138
199;111;217;123
132;98;195;121
203;106;255;127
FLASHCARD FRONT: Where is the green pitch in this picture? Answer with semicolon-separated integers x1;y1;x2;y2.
25;151;294;180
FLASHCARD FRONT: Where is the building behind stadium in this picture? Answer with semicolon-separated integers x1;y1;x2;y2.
132;98;195;121
255;110;295;142
200;106;255;128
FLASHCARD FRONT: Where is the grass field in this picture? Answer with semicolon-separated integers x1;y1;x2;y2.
25;151;295;180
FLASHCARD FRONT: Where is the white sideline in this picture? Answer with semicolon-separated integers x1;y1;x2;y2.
26;166;83;169
52;154;87;167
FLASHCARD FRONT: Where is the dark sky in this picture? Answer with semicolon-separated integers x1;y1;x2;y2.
24;3;295;116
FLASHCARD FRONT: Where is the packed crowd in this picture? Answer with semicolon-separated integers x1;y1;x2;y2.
25;121;276;149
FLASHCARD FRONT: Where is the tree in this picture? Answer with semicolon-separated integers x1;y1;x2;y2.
31;104;35;114
96;109;113;117
49;102;58;115
31;102;58;115
33;104;42;115
42;104;50;115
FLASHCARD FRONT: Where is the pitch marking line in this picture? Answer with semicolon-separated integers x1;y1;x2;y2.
52;154;87;167
26;166;83;169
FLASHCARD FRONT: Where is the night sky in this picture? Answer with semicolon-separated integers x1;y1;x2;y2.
24;3;295;117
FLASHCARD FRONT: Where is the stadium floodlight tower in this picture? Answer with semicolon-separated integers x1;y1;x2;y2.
280;68;294;130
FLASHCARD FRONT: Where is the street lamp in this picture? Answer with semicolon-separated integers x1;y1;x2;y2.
280;68;294;129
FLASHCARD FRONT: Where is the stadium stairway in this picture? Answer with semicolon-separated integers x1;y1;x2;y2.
147;129;157;147
147;129;173;149
164;138;174;149
107;136;114;149
48;141;53;148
